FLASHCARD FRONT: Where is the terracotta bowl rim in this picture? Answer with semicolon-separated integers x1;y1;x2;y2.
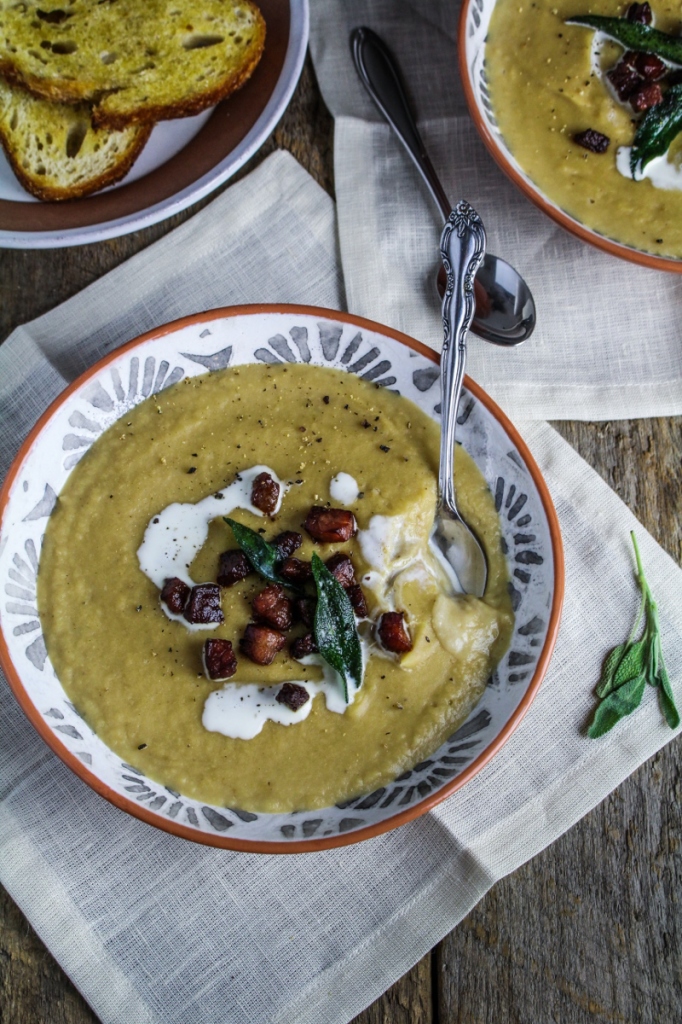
0;303;565;853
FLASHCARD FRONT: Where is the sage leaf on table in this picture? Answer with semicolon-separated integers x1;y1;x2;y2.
630;84;682;177
311;552;363;703
589;672;648;739
567;16;682;65
223;517;290;587
588;533;680;738
658;663;680;729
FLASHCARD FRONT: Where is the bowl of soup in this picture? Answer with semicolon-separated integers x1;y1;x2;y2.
0;305;563;852
460;0;682;270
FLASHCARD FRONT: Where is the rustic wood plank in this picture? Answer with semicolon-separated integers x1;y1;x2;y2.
0;886;97;1024
352;954;433;1024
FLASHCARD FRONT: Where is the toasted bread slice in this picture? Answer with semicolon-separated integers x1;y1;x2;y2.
0;77;151;200
0;0;266;130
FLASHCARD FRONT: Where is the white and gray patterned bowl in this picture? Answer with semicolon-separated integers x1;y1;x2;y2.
0;306;563;852
458;0;682;273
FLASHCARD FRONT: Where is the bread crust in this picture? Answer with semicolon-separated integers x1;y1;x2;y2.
0;115;152;202
0;59;97;104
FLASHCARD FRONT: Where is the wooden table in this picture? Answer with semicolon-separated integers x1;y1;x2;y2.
1;56;681;1024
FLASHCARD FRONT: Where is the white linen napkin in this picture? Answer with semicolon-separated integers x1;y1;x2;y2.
308;0;682;421
1;150;681;1024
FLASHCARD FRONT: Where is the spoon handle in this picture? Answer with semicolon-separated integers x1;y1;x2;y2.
350;26;451;221
439;202;486;515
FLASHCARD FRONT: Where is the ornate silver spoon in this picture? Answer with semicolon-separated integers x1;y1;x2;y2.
431;201;488;597
350;25;535;346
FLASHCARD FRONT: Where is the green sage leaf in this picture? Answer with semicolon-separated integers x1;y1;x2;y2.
596;641;629;698
223;517;288;586
588;672;647;738
311;552;363;703
567;16;682;66
657;660;680;730
590;533;678;737
612;638;649;688
630;84;682;178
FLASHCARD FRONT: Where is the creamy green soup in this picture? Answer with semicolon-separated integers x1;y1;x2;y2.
486;0;682;257
38;363;513;812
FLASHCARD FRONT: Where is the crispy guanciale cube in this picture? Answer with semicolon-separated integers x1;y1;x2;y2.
252;583;293;631
184;583;223;625
239;624;286;665
632;52;666;81
217;549;252;587
631;83;663;111
160;576;190;614
279;557;313;583
626;1;652;23
574;129;610;154
251;472;280;515
276;682;310;711
325;552;356;589
290;632;318;659
294;596;316;627
304;506;357;543
203;638;238;681
348;583;368;618
607;59;642;101
273;530;303;561
378;611;413;654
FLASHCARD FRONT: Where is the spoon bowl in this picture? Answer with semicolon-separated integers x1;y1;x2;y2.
437;255;536;345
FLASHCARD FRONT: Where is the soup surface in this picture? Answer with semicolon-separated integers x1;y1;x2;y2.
486;0;682;257
38;363;513;812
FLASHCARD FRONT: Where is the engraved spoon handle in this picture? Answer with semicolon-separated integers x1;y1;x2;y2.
439;202;487;515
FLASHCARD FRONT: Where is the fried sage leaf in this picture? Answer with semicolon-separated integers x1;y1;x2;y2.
588;533;679;737
567;16;682;66
223;518;290;587
311;552;363;703
630;83;682;177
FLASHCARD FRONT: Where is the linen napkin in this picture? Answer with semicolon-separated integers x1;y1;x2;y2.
1;150;681;1024
309;0;682;421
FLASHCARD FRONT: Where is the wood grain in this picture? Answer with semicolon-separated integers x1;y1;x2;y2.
2;52;681;1024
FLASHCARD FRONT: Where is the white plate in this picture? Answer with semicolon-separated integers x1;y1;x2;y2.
0;0;308;248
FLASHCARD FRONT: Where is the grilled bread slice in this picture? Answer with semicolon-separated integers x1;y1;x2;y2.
0;0;266;130
0;77;151;200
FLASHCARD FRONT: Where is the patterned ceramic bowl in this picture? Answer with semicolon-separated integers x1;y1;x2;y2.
0;305;563;852
458;0;682;273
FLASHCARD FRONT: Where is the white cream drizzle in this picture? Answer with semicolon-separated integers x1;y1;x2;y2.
202;653;365;740
357;513;456;609
616;145;682;190
137;464;286;630
329;471;359;505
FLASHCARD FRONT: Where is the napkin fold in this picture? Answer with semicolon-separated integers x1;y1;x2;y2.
309;0;682;421
1;150;681;1024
